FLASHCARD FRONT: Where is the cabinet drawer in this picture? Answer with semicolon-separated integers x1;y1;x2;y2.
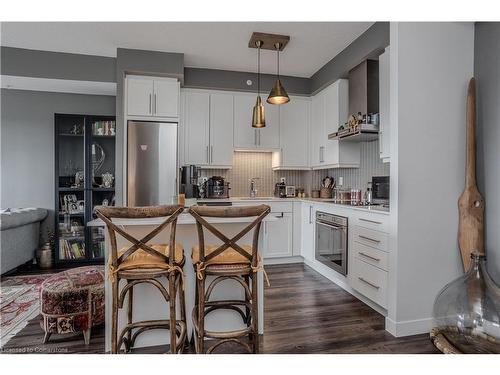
350;257;388;308
352;241;388;271
268;201;293;213
354;214;389;232
352;226;388;252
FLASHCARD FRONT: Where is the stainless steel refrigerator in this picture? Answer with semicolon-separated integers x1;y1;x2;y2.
127;121;178;206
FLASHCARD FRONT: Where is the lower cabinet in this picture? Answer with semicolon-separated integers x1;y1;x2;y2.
350;257;388;308
263;211;293;258
300;202;315;261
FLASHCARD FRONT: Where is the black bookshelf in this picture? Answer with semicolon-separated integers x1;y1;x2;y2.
54;114;116;266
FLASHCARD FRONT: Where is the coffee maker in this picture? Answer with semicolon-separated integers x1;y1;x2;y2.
180;165;201;198
204;176;230;199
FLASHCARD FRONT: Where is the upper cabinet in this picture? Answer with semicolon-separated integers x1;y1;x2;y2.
309;79;360;169
378;47;391;163
233;93;280;151
272;96;310;170
126;75;180;118
182;90;233;168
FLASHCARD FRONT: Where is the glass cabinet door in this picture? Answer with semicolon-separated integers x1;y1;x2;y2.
56;115;86;261
88;117;116;260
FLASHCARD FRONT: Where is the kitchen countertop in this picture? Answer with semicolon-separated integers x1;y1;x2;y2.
197;197;390;215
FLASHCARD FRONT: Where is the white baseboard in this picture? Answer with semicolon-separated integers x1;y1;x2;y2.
264;256;303;265
385;316;434;337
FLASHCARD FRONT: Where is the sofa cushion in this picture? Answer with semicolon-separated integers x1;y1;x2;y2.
0;208;48;230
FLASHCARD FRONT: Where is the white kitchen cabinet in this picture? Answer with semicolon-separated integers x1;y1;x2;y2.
209;93;234;167
154;79;180;118
234;94;259;149
379;46;391;162
127;77;154;116
183;90;234;168
258;102;280;149
300;202;315;261
272;97;310;170
233;93;280;150
126;75;179;118
264;212;293;258
309;79;360;169
183;91;210;166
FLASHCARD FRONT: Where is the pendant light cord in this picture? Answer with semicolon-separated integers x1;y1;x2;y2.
257;43;261;96
277;45;280;80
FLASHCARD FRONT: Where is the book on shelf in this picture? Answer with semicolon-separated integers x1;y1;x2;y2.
59;238;86;260
92;120;116;136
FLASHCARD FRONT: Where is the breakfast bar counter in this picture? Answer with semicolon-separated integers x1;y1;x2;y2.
88;212;274;352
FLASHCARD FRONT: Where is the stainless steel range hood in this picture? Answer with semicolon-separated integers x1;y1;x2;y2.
329;59;379;142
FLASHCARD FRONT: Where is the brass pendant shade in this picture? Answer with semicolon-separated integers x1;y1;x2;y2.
267;42;290;105
252;95;266;128
267;79;290;105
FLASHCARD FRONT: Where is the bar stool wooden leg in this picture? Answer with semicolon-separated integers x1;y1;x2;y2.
196;276;206;353
169;273;177;354
251;273;259;354
244;275;251;326
127;282;134;351
111;279;119;354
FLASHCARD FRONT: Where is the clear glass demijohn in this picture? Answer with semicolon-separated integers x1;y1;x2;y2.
433;253;500;353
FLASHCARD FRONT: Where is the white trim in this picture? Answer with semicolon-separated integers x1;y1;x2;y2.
264;256;303;265
385;316;434;337
0;75;116;96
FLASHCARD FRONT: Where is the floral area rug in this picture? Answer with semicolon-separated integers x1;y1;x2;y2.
0;274;53;347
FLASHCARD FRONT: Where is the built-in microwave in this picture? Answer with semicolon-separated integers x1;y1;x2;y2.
372;176;390;206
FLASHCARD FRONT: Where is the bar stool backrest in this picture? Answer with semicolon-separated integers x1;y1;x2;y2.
94;205;184;269
188;204;271;267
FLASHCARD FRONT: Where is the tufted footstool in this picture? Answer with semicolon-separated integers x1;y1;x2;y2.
40;266;105;345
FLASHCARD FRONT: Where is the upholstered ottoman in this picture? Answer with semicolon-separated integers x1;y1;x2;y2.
40;266;105;345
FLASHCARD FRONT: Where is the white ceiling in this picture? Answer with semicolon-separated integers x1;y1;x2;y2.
0;22;373;78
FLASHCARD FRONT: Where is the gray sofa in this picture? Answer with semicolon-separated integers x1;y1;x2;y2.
1;208;48;274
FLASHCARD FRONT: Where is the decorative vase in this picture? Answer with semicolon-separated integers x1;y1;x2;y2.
432;253;500;353
36;242;54;269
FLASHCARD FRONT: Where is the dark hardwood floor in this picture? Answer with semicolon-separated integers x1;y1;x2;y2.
1;263;439;354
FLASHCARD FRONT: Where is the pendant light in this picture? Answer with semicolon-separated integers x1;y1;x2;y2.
267;42;290;105
252;40;266;128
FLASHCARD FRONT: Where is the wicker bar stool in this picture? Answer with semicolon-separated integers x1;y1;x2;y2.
188;204;270;354
94;205;187;354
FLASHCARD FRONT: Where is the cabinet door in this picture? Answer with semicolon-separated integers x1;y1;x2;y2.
127;77;154;116
310;92;325;166
300;203;315;261
323;80;348;165
210;93;234;166
379;47;390;161
184;92;210;166
280;98;309;168
258;102;280;149
154;79;179;117
234;94;258;149
264;212;293;258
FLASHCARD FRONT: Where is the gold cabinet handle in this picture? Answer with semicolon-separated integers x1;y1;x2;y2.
358;252;380;262
358;277;380;290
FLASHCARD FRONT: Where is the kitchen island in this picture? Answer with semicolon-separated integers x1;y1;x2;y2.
88;212;274;352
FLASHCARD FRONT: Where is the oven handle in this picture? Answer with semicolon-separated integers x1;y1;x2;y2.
316;221;346;230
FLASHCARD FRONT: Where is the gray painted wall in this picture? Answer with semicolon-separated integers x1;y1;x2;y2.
184;67;310;95
310;22;389;94
388;22;474;335
1;46;116;82
114;48;184;205
475;22;500;283
1;89;115;234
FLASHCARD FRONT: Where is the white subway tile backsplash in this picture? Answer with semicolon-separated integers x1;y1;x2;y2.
199;142;389;197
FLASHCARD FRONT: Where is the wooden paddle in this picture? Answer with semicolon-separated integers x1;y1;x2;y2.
458;78;485;272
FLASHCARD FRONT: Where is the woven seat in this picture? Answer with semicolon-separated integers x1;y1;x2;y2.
192;244;255;265
114;244;185;274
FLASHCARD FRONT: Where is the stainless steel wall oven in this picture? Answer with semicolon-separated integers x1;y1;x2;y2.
315;212;348;275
